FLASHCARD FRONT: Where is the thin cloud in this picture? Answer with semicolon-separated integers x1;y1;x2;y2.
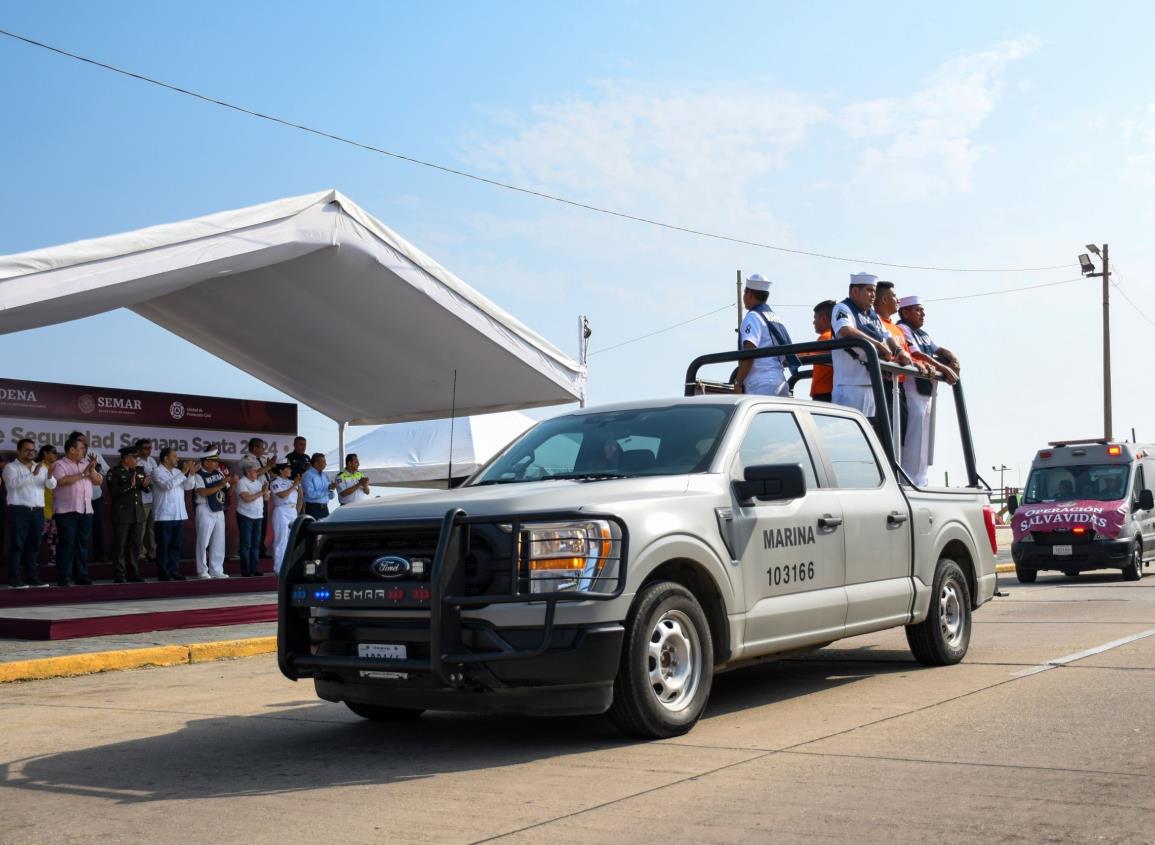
840;37;1041;199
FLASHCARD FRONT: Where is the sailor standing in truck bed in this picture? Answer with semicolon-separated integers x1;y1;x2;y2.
831;272;912;416
733;273;801;396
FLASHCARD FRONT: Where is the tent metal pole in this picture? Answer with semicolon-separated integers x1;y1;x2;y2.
578;314;590;408
338;421;346;467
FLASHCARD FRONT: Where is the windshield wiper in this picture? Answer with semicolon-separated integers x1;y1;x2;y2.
472;478;525;486
540;472;634;481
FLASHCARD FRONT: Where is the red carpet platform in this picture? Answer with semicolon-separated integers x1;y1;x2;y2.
0;557;279;640
0;575;275;609
0;593;277;640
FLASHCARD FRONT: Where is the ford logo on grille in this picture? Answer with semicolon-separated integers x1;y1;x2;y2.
370;556;411;580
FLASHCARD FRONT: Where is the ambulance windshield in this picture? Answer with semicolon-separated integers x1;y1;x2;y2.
1023;464;1130;504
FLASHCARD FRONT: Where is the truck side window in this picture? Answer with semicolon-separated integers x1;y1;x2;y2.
1134;466;1145;503
812;414;883;489
738;412;818;489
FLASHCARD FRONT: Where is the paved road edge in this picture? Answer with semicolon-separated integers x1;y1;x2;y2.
0;636;276;683
2;566;1019;683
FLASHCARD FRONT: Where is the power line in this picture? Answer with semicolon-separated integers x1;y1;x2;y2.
0;27;1075;275
589;274;1087;356
1109;265;1155;328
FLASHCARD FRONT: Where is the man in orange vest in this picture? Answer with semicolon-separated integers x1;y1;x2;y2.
810;300;836;402
876;282;929;450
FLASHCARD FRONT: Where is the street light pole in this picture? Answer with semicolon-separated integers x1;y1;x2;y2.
1101;243;1112;441
1080;244;1112;441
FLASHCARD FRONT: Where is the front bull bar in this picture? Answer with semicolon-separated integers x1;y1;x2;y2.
278;508;629;686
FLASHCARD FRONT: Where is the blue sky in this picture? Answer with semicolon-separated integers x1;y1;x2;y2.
3;2;1155;484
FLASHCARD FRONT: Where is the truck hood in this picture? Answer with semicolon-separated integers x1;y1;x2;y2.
1012;498;1129;541
327;474;701;524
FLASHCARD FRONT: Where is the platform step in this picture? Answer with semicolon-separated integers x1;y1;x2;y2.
0;594;277;640
0;575;276;609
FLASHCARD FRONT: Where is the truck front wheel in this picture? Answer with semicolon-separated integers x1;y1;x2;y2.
906;558;972;666
608;580;714;739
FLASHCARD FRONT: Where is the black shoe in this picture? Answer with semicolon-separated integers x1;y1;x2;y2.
171;573;187;581
10;582;27;590
127;576;146;583
157;574;171;582
113;577;126;584
75;577;94;586
57;580;72;587
28;579;49;588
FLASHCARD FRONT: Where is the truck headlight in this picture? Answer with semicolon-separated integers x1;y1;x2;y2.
520;520;615;594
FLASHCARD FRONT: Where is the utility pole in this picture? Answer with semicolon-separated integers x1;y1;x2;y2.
1102;243;1111;440
736;270;743;343
1079;244;1112;440
992;464;1010;498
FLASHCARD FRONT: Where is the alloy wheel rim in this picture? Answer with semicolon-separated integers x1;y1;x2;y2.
647;609;702;712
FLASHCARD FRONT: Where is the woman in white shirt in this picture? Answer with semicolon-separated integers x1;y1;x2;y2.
269;462;301;574
235;463;269;577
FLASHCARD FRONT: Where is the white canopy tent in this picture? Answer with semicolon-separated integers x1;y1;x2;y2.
0;190;585;440
325;410;537;488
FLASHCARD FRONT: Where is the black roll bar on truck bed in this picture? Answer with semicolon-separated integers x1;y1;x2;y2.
683;336;983;490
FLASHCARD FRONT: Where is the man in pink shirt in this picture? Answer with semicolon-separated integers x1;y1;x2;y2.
51;435;103;586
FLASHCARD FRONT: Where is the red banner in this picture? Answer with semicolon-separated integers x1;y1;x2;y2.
0;378;295;433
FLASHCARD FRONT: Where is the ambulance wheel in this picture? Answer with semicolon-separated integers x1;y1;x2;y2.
1123;542;1143;582
1015;566;1037;584
345;701;424;721
608;580;714;739
1063;570;1080;578
906;558;972;666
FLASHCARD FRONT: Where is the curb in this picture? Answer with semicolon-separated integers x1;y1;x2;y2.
996;562;1015;573
0;636;276;684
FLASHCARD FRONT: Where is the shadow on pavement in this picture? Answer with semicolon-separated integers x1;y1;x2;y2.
1;651;916;804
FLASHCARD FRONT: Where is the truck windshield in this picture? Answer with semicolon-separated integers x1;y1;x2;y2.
471;405;735;485
1022;464;1131;504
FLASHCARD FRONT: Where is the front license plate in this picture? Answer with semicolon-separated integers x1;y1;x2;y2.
358;643;407;659
1053;545;1073;556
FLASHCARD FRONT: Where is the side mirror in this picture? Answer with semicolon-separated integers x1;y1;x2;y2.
1139;489;1154;512
734;464;806;505
1007;493;1019;515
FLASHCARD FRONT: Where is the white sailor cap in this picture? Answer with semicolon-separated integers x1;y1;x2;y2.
745;273;772;292
897;295;922;310
850;272;878;287
199;448;222;462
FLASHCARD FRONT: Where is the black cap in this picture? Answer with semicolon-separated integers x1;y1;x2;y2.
119;446;139;458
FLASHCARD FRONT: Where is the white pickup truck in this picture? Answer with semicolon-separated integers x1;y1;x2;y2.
278;338;998;737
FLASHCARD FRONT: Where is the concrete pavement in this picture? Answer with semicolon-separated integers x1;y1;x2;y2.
2;571;1154;843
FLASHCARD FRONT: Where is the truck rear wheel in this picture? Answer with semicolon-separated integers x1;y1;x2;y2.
608;580;714;739
1015;566;1037;584
1123;542;1143;581
345;701;425;721
906;558;972;666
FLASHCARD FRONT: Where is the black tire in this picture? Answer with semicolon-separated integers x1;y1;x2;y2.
608;580;714;739
1063;570;1080;578
1015;565;1037;584
345;701;425;721
1123;541;1143;582
906;558;972;666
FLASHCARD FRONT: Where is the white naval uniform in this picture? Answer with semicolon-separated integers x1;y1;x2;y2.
829;300;881;416
739;307;790;396
270;477;298;573
192;472;227;578
899;323;937;487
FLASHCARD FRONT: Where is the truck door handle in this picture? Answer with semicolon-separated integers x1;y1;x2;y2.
818;514;843;529
887;511;909;526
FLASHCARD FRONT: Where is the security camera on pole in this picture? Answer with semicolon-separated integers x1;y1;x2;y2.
1078;244;1111;440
